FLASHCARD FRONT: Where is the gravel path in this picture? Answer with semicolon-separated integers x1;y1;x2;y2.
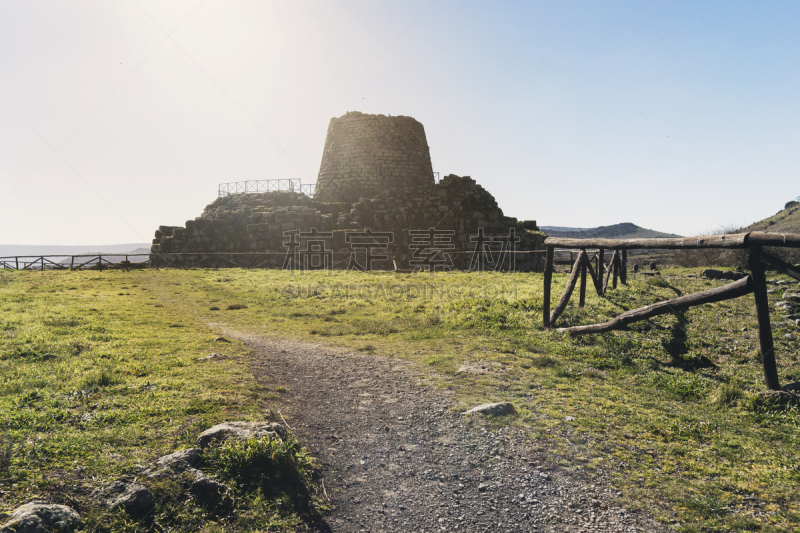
231;332;669;533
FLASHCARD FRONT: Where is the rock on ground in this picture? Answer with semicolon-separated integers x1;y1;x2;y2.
464;402;516;416
92;481;155;518
197;421;286;448
232;333;670;533
0;502;82;533
143;447;231;508
154;447;202;471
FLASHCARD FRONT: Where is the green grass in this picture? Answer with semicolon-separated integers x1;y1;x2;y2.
1;267;799;531
0;270;325;531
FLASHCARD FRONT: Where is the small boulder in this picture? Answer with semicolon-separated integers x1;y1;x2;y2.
701;269;723;280
197;421;286;448
632;263;639;273
649;262;657;271
92;481;155;518
782;290;800;301
212;337;231;343
199;353;227;360
185;470;232;508
464;402;515;416
0;502;82;533
151;448;202;473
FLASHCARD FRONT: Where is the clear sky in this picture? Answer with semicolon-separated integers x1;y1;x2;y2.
2;0;799;245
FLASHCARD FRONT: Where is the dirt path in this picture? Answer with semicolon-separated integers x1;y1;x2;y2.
228;331;668;532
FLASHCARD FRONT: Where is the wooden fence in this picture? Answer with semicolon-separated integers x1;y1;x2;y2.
0;250;549;272
0;254;152;271
542;231;800;391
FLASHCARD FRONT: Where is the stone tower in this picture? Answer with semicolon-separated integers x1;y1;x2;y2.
314;111;435;203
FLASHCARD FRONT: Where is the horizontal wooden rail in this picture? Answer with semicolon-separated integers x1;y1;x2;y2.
545;233;748;250
748;232;800;248
545;231;800;251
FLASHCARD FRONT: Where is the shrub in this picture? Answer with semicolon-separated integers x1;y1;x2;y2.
204;436;317;505
685;495;728;518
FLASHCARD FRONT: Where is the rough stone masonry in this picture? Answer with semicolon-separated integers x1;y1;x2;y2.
150;111;544;270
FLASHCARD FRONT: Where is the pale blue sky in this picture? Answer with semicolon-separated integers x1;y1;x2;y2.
1;1;799;245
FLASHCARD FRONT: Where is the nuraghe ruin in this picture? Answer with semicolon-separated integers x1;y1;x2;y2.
150;111;544;270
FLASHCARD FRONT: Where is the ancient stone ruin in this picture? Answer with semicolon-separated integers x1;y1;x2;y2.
314;112;435;203
150;111;544;271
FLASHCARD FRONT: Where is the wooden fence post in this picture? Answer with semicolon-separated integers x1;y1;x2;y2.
602;250;617;296
15;257;19;270
579;249;587;307
621;249;628;284
40;257;44;271
543;245;554;328
612;250;619;290
598;248;605;285
748;245;780;390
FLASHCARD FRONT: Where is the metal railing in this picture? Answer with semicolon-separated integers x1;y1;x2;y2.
218;179;315;198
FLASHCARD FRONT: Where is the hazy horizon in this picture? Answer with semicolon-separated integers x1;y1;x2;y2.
3;1;800;245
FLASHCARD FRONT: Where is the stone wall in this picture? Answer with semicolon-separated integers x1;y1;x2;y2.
150;176;545;271
314;111;434;203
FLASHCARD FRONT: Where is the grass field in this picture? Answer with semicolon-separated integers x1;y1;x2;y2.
1;267;799;532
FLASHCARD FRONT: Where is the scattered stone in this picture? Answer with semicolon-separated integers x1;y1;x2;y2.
0;501;82;533
464;402;515;416
649;262;657;271
199;353;227;360
564;416;575;422
212;337;231;343
152;448;202;473
141;448;231;508
632;264;639;273
775;301;795;311
93;481;155;518
782;290;800;301
197;421;286;448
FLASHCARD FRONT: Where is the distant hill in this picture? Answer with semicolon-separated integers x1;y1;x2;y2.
742;200;800;234
0;244;150;258
540;222;681;240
